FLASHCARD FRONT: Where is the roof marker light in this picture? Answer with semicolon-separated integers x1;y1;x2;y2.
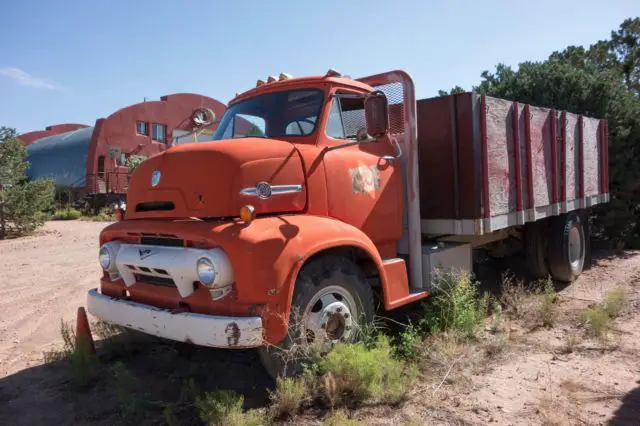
325;69;342;78
256;79;266;87
266;75;277;83
279;73;292;81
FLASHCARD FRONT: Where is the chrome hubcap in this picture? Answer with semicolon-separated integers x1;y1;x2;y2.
568;225;583;270
303;286;355;352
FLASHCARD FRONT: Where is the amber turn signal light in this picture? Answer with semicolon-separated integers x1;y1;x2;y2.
239;205;256;224
114;208;125;221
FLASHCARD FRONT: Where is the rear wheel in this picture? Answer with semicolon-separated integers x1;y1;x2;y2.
525;219;550;278
548;212;586;282
258;255;374;379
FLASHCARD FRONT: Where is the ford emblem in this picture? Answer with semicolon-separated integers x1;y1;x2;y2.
151;170;161;187
255;182;272;199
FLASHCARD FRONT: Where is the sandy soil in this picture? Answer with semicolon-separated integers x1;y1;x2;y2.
0;221;108;377
0;222;639;425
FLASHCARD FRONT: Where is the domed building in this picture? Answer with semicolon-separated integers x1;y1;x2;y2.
20;93;226;207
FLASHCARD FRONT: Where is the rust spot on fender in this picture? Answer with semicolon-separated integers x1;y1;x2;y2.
349;164;380;194
225;322;240;346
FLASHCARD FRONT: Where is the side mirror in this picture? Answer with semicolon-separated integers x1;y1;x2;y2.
364;91;389;138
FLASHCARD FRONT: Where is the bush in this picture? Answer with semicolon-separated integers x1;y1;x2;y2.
316;336;416;405
423;271;488;336
604;287;626;318
126;154;147;173
197;390;267;426
53;208;82;220
269;376;307;418
0;133;55;238
582;308;610;340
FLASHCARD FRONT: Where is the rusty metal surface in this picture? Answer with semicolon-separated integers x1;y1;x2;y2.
416;93;609;223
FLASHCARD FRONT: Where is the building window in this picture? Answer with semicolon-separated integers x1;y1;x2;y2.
136;121;149;136
152;123;166;142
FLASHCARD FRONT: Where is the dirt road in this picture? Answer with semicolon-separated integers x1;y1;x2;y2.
0;221;107;377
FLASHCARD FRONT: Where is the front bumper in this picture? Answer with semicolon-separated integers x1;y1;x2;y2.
87;289;264;348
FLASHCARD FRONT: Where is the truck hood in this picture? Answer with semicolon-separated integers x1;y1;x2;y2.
125;138;307;220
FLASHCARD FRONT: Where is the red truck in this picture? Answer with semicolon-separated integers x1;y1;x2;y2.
87;70;609;377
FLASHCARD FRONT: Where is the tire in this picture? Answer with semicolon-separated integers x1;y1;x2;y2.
525;219;550;278
548;212;586;282
258;255;374;379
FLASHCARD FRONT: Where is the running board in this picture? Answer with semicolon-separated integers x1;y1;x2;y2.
381;258;429;310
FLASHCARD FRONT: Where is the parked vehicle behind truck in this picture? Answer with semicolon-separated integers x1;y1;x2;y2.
87;69;609;377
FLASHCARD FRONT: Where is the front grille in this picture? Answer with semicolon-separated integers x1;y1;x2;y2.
140;236;184;247
136;274;176;288
136;201;175;212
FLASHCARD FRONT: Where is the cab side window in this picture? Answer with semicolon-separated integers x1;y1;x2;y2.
325;94;366;140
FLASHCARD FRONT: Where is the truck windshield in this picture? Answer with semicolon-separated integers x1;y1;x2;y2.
213;89;324;140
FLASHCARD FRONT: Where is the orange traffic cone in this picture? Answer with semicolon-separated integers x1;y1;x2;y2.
75;306;96;356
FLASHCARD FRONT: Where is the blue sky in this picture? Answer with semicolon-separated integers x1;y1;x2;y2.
1;0;637;133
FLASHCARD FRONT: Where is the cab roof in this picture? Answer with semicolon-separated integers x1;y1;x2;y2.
230;75;374;105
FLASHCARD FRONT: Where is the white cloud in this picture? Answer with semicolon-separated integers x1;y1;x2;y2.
0;67;61;90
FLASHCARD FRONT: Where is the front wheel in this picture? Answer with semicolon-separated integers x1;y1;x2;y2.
259;255;374;379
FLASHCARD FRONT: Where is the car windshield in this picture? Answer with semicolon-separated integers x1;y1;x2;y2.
213;89;324;140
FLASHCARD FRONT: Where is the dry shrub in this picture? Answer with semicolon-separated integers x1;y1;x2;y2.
558;333;581;354
269;376;308;419
43;320;99;390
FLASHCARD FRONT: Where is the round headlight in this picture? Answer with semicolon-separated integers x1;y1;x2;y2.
197;257;217;286
99;246;111;270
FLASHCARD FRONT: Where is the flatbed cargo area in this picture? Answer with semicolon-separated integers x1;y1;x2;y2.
417;93;609;236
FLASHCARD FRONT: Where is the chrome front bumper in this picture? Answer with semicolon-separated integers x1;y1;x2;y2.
87;289;264;348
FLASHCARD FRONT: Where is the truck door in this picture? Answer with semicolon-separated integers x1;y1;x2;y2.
323;92;404;258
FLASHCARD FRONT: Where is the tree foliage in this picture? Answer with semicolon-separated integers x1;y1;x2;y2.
447;18;640;246
0;128;55;238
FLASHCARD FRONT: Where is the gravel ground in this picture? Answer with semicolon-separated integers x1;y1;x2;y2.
0;221;108;377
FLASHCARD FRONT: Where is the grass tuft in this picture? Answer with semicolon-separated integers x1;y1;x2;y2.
112;361;145;422
582;308;610;340
43;320;99;389
322;409;362;425
269;376;307;418
196;390;267;426
603;287;626;318
534;278;558;328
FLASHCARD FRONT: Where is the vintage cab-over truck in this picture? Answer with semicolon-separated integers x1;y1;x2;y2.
88;70;609;376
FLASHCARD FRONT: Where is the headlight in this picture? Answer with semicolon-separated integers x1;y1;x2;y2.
99;246;111;269
197;257;217;286
99;242;121;273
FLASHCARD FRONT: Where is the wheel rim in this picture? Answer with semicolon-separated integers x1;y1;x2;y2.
302;285;357;353
568;224;584;271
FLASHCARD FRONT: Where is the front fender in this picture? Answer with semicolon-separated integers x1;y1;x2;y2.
228;215;388;343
